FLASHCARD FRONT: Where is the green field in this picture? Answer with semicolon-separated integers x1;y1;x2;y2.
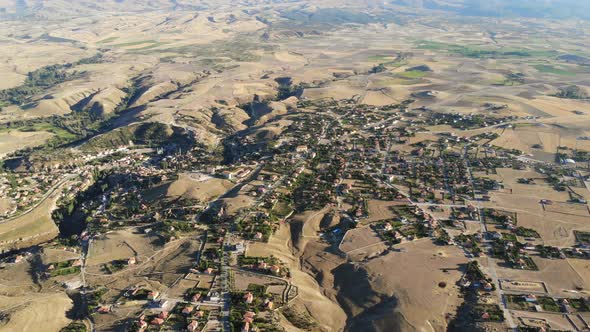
398;70;427;79
533;64;576;76
367;55;395;61
538;297;560;312
0;122;77;141
19;123;78;141
416;40;557;59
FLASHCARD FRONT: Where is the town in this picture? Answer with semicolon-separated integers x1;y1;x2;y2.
1;1;590;330
2;96;590;332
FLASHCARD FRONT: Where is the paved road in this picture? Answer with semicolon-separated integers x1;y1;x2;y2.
463;144;517;330
220;236;231;332
414;203;468;208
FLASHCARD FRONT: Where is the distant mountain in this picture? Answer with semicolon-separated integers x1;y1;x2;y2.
392;0;590;20
0;0;212;18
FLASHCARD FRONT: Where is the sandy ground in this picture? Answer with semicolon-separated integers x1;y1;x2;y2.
220;194;255;215
484;168;590;246
86;229;159;267
489;124;589;156
344;239;467;332
339;226;386;256
365;200;406;223
493;256;589;298
477;166;590;299
164;173;233;202
0;260;42;296
249;206;467;332
566;259;590;293
511;310;577;331
0;260;75;331
0;292;72;332
41;247;81;265
0;131;54;158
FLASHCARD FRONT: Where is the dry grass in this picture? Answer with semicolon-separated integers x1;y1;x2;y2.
484;168;590;246
166;173;233;202
339;227;386;255
0;131;54;158
364;200;406;223
357;239;468;331
86;230;160;267
0;292;72;332
500;280;547;293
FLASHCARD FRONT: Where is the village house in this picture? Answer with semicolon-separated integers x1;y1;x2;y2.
243;311;255;323
158;311;169;320
264;298;274;310
236;168;252;179
137;319;148;330
147;291;160;301
222;170;235;180
270;265;281;275
151;318;165;326
97;305;111;314
13;255;24;264
187;320;199;332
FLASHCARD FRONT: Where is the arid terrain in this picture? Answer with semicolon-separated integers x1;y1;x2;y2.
0;1;590;332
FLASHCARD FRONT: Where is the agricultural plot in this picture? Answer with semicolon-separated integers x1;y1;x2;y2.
500;280;547;293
